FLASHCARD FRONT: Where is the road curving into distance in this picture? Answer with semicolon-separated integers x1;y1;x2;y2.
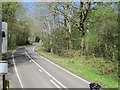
10;45;90;88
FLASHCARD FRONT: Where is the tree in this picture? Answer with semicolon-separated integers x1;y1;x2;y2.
2;2;31;48
2;2;20;48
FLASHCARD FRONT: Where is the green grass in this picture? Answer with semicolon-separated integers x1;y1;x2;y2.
35;46;118;88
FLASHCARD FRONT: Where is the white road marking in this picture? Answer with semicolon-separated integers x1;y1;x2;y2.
50;80;60;88
20;52;25;55
33;46;90;84
39;69;43;72
33;46;35;52
25;47;27;50
12;50;24;88
17;46;22;49
25;51;66;88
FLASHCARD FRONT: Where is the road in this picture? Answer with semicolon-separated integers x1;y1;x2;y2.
10;45;90;88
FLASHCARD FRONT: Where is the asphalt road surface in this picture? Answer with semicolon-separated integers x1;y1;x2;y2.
10;45;90;88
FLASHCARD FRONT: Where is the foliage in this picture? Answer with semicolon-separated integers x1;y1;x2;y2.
36;46;118;88
36;2;118;78
2;2;31;48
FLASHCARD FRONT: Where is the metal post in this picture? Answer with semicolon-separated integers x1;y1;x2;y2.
3;75;6;90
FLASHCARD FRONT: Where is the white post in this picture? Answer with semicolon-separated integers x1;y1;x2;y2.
2;22;7;54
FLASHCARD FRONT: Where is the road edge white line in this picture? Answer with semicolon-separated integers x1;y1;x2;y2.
50;80;61;88
25;51;66;88
12;50;24;88
33;46;90;84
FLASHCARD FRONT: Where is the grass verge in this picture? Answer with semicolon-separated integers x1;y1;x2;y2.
35;46;118;88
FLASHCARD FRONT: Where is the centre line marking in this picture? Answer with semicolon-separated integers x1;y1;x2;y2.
39;69;43;72
25;51;66;88
50;80;60;88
